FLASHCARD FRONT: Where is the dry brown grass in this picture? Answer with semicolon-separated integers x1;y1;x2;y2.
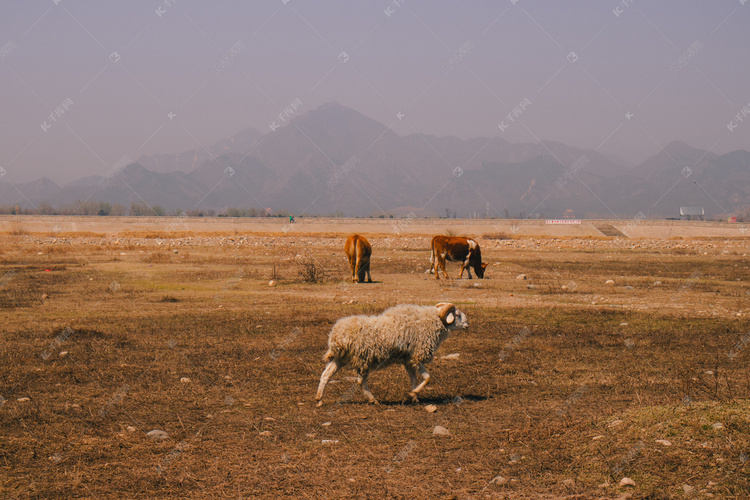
1;225;749;499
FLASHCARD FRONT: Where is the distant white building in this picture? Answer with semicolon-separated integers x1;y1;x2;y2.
679;207;704;220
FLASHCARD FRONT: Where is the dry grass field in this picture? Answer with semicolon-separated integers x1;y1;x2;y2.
1;216;749;499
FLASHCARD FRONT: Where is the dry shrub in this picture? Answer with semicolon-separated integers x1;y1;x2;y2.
483;231;512;240
269;263;284;281
295;255;328;283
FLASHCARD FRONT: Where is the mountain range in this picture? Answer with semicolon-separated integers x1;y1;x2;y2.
2;102;748;218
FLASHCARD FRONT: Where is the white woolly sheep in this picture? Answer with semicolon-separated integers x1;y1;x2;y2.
315;303;468;406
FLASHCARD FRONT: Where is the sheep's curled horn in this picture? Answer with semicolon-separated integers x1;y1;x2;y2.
436;302;457;325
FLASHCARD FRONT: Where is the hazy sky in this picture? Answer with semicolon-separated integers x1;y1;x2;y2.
1;1;748;183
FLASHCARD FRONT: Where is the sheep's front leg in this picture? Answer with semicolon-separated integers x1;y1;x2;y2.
316;360;341;407
358;371;378;404
404;364;418;392
408;364;431;402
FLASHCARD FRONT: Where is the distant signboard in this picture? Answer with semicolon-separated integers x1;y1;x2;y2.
679;207;704;216
729;216;737;223
545;219;581;224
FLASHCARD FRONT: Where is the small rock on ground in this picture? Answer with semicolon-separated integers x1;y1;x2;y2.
147;429;169;441
619;477;635;487
433;425;450;436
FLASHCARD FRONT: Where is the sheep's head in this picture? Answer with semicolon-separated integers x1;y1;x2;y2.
436;303;468;330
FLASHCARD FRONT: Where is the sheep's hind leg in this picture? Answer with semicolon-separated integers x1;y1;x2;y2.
404;364;420;403
358;371;378;404
316;360;341;407
408;364;431;402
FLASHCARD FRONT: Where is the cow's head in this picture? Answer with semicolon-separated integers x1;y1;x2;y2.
475;262;488;279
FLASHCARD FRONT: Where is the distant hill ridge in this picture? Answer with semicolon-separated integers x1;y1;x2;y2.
1;103;748;218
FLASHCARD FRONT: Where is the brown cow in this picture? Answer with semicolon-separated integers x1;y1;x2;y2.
429;235;487;279
345;234;372;283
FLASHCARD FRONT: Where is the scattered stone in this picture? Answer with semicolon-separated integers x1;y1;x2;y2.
711;422;724;430
433;425;450;436
619;477;636;487
259;430;272;437
146;429;169;441
321;421;331;427
562;478;575;488
473;283;481;288
561;285;569;291
592;435;605;440
441;353;460;360
49;453;62;463
180;377;191;383
516;274;527;280
59;351;68;358
682;484;694;495
268;280;277;287
321;439;339;444
654;280;662;285
425;404;438;413
126;426;137;432
608;419;623;428
17;397;30;402
655;439;672;446
490;475;508;486
263;417;275;421
527;284;536;289
605;279;615;285
619;322;629;326
42;294;49;299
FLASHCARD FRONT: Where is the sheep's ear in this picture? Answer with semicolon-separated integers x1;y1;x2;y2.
481;262;488;269
436;303;456;325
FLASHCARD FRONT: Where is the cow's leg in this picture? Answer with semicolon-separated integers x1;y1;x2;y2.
316;360;341;407
462;258;473;279
364;261;372;283
440;257;450;279
350;254;358;282
357;370;377;404
408;364;431;402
